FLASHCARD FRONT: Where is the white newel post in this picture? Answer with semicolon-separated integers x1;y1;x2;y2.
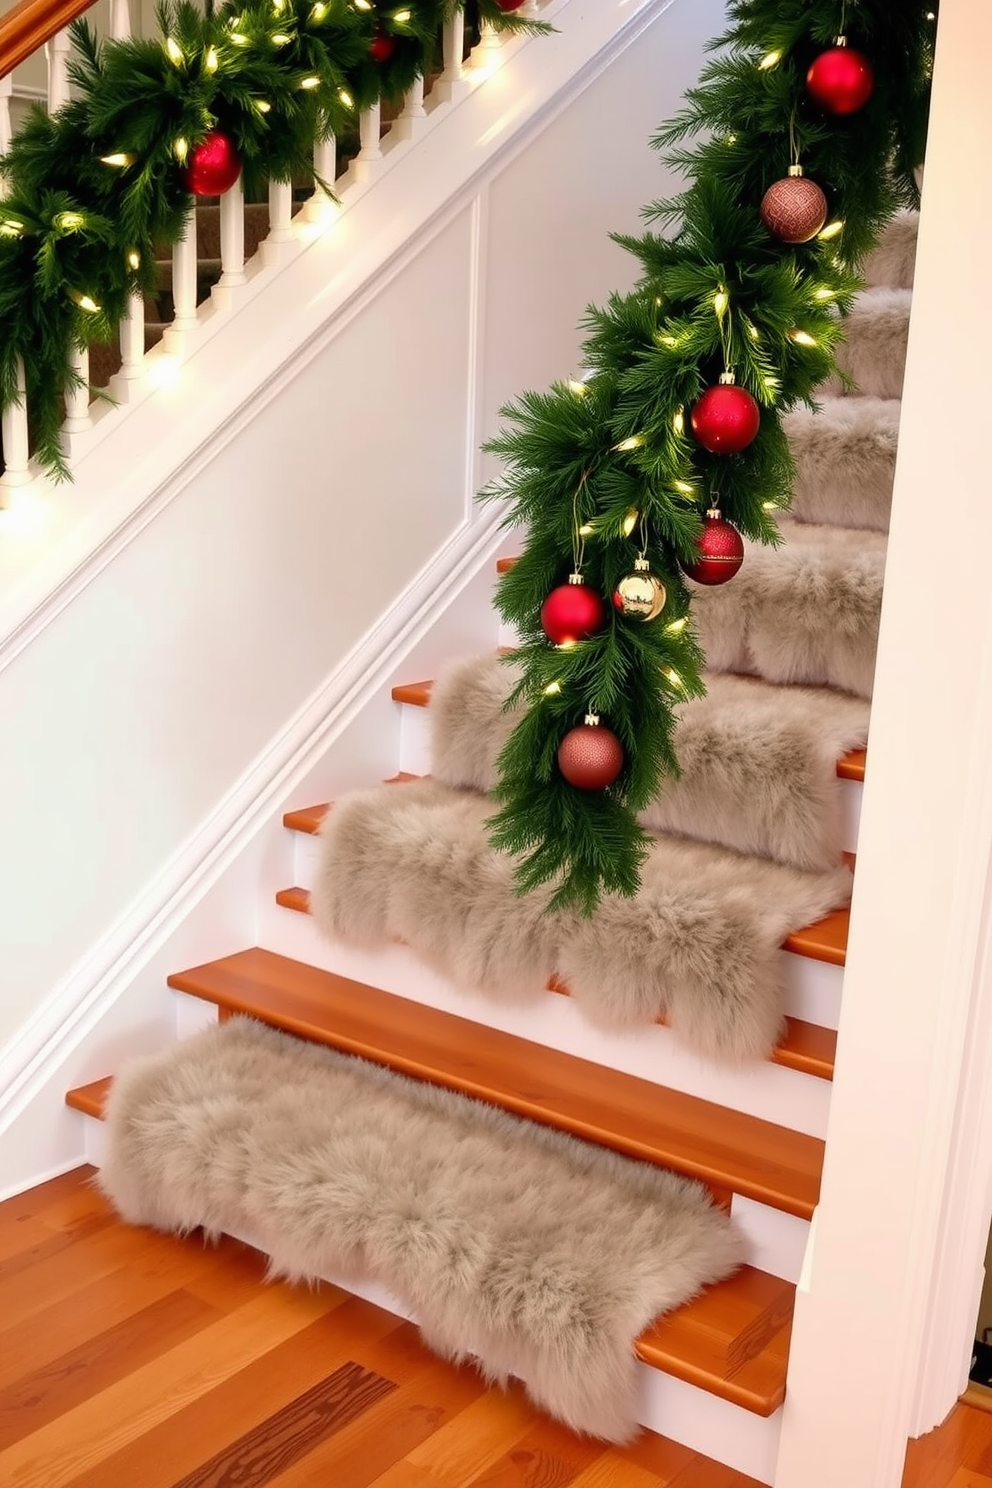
0;75;12;155
62;345;92;434
215;173;246;301
354;101;381;182
394;75;426;141
109;0;131;39
168;210;198;339
0;357;32;491
437;12;467;102
46;29;72;113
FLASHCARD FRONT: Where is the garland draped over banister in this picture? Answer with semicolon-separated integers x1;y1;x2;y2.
0;0;548;477
479;0;935;913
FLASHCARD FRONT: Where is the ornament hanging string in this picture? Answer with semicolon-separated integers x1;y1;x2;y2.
571;469;592;574
788;108;800;168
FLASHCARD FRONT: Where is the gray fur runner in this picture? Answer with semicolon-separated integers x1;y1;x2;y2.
313;776;851;1061
430;653;868;871
98;1016;742;1443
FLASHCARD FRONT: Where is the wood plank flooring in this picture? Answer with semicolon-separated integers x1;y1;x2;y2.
2;1167;990;1488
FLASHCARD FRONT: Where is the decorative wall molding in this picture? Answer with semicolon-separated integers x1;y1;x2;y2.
0;507;507;1135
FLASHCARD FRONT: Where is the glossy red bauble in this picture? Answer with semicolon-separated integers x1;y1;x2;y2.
184;131;242;197
495;0;527;9
557;718;624;791
682;510;745;586
806;43;874;115
690;381;761;455
540;579;606;646
369;31;396;61
760;172;828;244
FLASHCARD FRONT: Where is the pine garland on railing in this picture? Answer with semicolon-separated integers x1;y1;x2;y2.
0;0;550;479
481;0;935;914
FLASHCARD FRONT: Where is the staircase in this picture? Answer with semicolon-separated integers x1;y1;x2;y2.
58;209;914;1484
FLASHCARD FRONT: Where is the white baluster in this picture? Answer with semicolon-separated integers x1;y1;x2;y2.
267;179;293;242
167;210;198;342
0;75;12;156
0;357;32;490
63;344;92;433
306;133;337;221
393;75;425;142
215;173;246;300
474;18;503;65
436;12;468;102
109;0;131;39
117;289;146;388
46;29;72;113
353;101;382;182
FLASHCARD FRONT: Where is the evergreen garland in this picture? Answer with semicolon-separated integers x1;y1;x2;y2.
0;0;550;479
481;0;935;914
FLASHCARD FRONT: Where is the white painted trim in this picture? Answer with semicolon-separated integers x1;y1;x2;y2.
0;510;508;1136
773;2;992;1483
0;0;687;667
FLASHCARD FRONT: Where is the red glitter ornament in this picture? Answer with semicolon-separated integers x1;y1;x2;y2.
184;131;242;197
682;509;745;586
540;576;606;647
806;40;874;115
760;167;828;244
691;375;761;455
557;715;624;791
369;31;396;61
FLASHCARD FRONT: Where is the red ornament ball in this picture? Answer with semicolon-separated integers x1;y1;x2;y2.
760;172;828;244
184;131;242;197
557;718;625;791
540;579;606;647
682;510;745;586
691;380;761;455
369;31;395;61
495;0;527;9
806;43;874;115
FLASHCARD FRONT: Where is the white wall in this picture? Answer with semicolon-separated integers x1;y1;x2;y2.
0;0;725;1052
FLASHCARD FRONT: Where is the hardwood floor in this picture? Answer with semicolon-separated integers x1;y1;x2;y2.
1;1166;989;1488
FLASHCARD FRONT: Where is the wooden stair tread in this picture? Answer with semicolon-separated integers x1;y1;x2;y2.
160;948;821;1219
391;680;865;782
64;1071;792;1415
274;885;836;1080
283;775;419;835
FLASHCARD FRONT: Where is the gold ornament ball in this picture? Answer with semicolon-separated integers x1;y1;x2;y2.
760;173;828;244
613;564;667;622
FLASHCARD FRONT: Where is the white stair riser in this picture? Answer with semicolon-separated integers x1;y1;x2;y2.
289;827;845;1034
70;1101;780;1484
397;699;863;859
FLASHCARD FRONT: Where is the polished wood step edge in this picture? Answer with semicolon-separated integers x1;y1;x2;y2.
65;1073;791;1415
389;679;866;783
273;885;835;1082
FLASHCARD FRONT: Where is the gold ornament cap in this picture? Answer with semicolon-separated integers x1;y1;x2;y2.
567;571;585;585
787;164;805;177
718;370;737;386
584;712;600;727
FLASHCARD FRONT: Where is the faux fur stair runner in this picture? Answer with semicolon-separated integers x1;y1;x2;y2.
98;1016;742;1443
314;728;852;1063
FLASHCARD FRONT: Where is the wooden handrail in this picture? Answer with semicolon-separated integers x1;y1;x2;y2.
0;0;99;82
